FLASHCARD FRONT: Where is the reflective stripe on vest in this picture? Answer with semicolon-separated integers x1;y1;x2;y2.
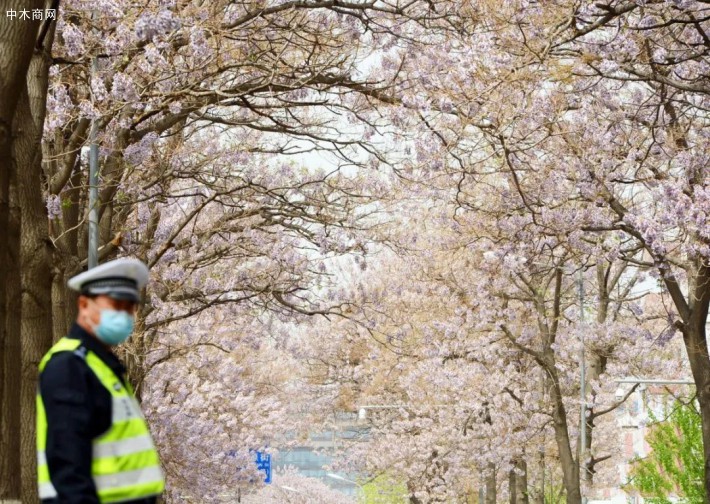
37;337;165;502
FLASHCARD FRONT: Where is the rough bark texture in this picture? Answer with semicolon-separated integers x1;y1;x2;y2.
548;369;581;504
1;168;22;501
681;263;710;504
14;19;54;498
0;2;42;499
50;268;69;340
51;163;84;340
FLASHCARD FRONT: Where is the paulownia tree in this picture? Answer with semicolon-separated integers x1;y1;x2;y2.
355;0;710;501
23;0;464;499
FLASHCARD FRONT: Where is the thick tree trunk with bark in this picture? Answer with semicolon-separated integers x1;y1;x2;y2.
0;170;22;503
15;88;52;501
0;4;42;500
680;264;710;504
51;268;69;339
51;163;84;340
698;390;710;504
14;21;54;497
514;459;529;504
547;368;581;504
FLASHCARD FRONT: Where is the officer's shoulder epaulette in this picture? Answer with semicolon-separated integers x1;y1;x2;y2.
73;345;88;360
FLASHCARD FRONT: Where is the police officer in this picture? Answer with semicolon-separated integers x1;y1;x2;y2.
37;258;165;503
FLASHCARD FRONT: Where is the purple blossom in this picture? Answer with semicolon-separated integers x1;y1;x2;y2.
598;59;619;73
638;16;656;28
46;194;62;220
135;10;181;42
123;132;159;165
111;73;139;102
45;85;73;133
78;100;100;120
61;22;85;58
90;75;108;101
189;28;211;62
105;25;134;55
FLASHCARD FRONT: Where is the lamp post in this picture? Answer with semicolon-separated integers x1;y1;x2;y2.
88;55;100;269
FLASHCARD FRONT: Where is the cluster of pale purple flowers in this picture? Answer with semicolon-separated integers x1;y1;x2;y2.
111;72;139;102
135;10;181;42
45;85;74;133
90;75;108;101
188;28;211;62
60;21;85;58
78;101;100;120
45;194;63;220
123;132;159;165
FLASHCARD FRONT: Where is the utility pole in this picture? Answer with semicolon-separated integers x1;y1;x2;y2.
88;55;99;269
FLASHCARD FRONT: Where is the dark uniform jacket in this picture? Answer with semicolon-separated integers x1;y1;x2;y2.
39;323;157;504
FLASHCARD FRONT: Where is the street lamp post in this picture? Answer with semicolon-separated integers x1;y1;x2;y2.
87;20;100;269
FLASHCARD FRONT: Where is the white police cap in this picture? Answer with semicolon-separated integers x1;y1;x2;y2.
67;258;150;302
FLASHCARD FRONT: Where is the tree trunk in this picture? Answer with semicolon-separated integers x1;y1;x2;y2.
485;462;496;504
681;265;710;504
509;467;517;504
51;268;69;340
53;164;84;340
16;101;53;500
514;459;528;504
529;451;544;504
581;350;604;485
0;4;42;500
698;388;710;504
0;169;22;503
547;370;581;504
14;18;54;497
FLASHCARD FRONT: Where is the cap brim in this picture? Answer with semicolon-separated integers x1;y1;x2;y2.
84;285;140;303
106;291;140;302
68;258;150;291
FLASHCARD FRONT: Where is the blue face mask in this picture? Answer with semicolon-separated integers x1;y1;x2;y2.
93;309;135;345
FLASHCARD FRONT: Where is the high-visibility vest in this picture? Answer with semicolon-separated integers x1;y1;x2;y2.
37;337;165;502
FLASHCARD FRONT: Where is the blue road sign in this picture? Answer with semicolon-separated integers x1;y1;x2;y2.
255;451;272;484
